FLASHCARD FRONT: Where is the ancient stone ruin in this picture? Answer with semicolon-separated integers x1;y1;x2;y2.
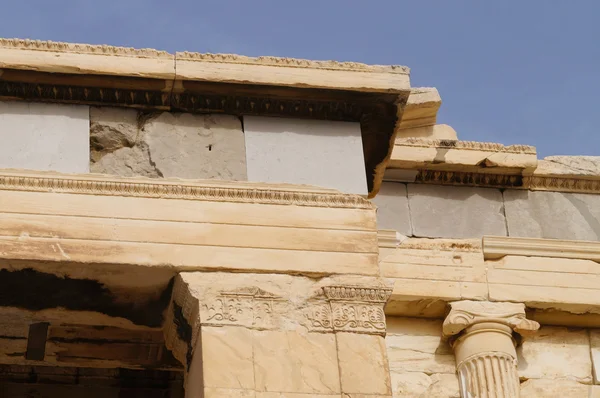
0;38;598;397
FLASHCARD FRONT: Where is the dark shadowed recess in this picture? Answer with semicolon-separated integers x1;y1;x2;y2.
0;268;174;327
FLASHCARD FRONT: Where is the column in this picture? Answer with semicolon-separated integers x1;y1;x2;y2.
443;301;540;398
163;272;393;398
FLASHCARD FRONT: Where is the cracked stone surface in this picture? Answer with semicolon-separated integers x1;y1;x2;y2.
538;156;600;177
504;189;600;240
406;184;507;238
90;108;247;180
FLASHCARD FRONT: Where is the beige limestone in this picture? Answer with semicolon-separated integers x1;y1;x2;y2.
0;38;175;79
337;333;392;395
519;379;590;397
390;372;460;398
389;138;537;172
443;301;540;398
483;235;600;262
176;52;410;93
0;169;378;280
396;124;458;140
382;238;487;317
517;326;592;384
386;317;456;374
592;330;600;384
397;87;441;130
200;327;255;390
163;272;393;397
538;156;600;178
90;106;139;162
253;330;340;394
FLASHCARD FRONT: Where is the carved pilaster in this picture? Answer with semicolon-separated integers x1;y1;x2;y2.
443;301;540;398
306;284;393;335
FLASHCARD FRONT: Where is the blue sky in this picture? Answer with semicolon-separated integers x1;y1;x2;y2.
1;1;598;157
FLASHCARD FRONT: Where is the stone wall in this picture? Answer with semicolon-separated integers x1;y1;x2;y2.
386;317;600;397
374;181;600;240
91;107;247;180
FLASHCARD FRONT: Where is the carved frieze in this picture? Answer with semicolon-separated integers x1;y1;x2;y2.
201;287;283;329
0;171;373;209
306;284;392;335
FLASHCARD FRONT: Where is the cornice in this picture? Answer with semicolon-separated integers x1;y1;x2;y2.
396;138;536;154
176;51;409;74
483;235;600;262
523;175;600;194
0;170;373;209
415;170;525;188
0;38;172;58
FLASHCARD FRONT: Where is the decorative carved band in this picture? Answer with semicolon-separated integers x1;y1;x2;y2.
404;170;600;195
397;138;536;154
0;173;373;209
0;38;409;73
523;175;600;194
0;38;172;57
322;285;393;303
457;352;519;398
416;170;525;188
176;51;409;74
202;288;283;329
306;284;392;335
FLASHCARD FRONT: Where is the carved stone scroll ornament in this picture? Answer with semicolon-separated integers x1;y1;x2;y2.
443;301;540;398
306;285;393;335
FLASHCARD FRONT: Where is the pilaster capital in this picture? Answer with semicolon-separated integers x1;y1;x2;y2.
163;273;394;370
443;300;540;339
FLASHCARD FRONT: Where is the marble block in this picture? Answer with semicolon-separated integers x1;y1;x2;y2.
0;101;89;173
243;116;367;195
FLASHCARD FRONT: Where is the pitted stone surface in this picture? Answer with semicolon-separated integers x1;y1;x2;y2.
0;101;89;173
407;184;507;238
144;113;247;180
90;106;139;163
371;182;412;235
90;108;247;180
540;156;600;177
504;190;600;241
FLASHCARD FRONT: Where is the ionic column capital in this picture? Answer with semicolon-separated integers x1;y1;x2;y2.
443;301;540;398
443;300;540;339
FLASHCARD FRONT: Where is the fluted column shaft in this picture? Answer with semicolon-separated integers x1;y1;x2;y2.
443;301;540;398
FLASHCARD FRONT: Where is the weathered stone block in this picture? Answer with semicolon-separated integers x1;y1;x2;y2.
504;190;600;241
253;330;340;394
517;326;592;383
0;101;89;173
91;109;248;180
90;106;138;163
391;372;460;398
386;317;456;374
407;184;507;238
243;116;367;195
144;113;247;180
371;182;412;235
520;379;590;397
337;333;391;395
